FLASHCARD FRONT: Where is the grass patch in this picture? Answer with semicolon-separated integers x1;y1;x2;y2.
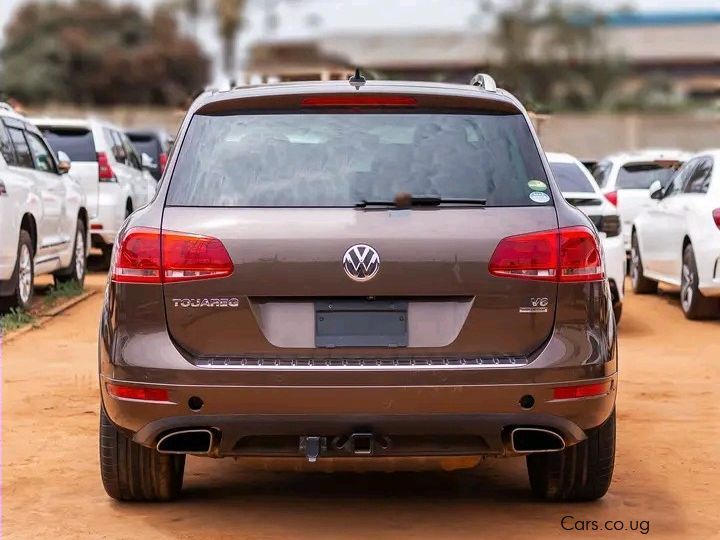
0;308;36;333
43;280;84;307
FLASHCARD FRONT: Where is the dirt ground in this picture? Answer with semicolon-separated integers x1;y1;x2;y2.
2;273;719;539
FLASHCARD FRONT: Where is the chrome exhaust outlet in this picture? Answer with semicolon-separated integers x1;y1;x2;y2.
510;427;566;454
156;429;214;454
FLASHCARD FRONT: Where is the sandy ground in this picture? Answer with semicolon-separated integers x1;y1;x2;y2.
2;273;720;539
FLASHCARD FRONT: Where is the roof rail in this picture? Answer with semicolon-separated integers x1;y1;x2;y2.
469;73;497;92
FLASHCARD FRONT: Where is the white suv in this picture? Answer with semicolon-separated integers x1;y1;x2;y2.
592;149;689;252
32;117;158;266
0;105;88;311
631;150;720;319
547;152;625;323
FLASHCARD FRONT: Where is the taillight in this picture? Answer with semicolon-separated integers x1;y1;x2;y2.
552;382;610;400
159;151;168;173
604;191;618;206
713;208;720;229
111;227;233;284
301;95;417;107
97;152;116;182
489;226;604;283
106;382;170;402
163;230;234;282
0;180;7;196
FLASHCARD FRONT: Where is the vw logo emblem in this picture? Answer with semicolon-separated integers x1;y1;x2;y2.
342;244;380;282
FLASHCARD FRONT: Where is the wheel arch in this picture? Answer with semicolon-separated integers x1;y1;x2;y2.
78;207;89;233
682;235;692;253
20;213;37;255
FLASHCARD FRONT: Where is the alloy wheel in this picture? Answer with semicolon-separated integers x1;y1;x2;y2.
630;245;640;287
18;244;33;305
681;263;693;313
75;230;85;281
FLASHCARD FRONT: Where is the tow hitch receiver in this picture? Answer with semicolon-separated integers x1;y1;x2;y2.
299;436;325;462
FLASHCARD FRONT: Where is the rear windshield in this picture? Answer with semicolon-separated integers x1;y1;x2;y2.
127;134;158;160
617;162;677;189
549;162;595;193
40;127;96;162
167;111;550;207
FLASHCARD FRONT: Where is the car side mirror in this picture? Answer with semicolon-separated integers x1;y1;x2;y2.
649;180;663;200
141;152;157;170
57;151;71;174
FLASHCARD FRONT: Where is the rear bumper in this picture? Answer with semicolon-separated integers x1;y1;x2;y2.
101;373;617;457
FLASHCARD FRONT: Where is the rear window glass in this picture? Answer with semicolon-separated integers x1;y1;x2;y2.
40;127;96;162
167;112;550;207
549;162;595;193
127;134;159;160
617;162;677;189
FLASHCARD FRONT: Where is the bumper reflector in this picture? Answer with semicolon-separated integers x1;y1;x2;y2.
552;382;610;400
106;383;170;402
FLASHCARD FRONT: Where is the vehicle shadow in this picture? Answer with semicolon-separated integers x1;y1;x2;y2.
126;454;687;539
657;287;720;325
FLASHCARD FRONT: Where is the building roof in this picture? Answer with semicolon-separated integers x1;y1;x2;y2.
247;20;720;75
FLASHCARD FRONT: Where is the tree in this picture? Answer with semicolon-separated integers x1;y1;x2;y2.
215;0;245;79
0;0;210;105
489;0;626;111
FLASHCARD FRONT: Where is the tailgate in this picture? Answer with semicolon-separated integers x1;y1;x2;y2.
162;206;559;358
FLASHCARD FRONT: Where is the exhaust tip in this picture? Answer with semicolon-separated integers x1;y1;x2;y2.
510;427;565;454
156;429;213;454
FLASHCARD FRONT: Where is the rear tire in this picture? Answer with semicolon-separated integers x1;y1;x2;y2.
630;233;657;294
612;302;622;325
527;409;615;502
680;244;720;320
0;230;34;313
54;219;86;288
99;406;185;501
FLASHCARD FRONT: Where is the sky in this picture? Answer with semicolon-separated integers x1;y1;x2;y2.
2;0;720;37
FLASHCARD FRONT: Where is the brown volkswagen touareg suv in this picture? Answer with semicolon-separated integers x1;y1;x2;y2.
99;74;617;502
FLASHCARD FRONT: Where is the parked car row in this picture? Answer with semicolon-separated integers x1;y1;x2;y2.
546;153;626;323
0;103;167;312
630;150;720;319
550;147;720;321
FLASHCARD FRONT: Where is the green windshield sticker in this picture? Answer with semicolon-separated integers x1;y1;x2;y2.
528;180;547;191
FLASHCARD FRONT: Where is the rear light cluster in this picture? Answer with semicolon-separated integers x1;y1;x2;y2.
97;152;116;182
159;151;168;173
489;226;604;283
604;191;618;206
713;208;720;230
111;227;233;284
